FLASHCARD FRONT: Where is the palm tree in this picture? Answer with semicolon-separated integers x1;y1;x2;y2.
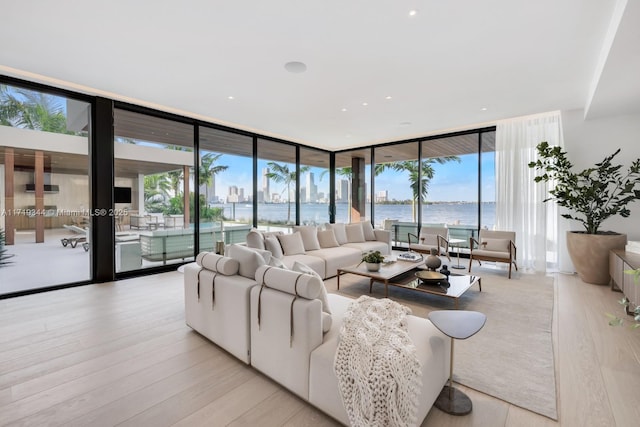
144;174;171;212
199;153;228;204
167;170;183;197
0;85;71;134
378;156;460;221
266;162;310;223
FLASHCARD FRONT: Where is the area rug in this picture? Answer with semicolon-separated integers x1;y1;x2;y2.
324;269;558;420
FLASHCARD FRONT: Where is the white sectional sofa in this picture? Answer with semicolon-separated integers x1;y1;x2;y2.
246;222;392;279
184;250;451;426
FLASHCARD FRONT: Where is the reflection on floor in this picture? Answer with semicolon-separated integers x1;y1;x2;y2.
0;228;180;295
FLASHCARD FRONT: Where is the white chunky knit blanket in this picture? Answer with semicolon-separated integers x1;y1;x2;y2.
334;295;422;427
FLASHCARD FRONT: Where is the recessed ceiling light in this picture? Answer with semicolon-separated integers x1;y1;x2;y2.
481;107;487;111
409;10;418;16
228;96;235;100
385;96;392;100
341;108;347;112
284;61;307;73
400;122;412;127
362;102;368;106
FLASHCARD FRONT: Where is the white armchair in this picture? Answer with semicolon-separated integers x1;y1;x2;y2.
408;226;451;261
469;230;518;279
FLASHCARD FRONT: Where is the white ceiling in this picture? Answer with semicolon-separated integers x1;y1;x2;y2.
1;0;637;151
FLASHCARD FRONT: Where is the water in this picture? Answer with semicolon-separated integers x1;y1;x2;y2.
217;202;496;229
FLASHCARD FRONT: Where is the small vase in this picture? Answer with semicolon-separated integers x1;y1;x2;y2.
366;262;380;272
425;248;442;271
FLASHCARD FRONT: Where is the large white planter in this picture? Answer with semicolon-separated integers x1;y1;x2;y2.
566;231;627;285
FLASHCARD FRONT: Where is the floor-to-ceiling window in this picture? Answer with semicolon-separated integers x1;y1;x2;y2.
199;127;253;247
113;108;194;273
0;83;91;295
420;134;479;252
257;139;297;231
374;142;419;246
300;147;330;226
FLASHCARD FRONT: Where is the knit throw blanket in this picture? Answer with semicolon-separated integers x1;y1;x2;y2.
334;295;422;427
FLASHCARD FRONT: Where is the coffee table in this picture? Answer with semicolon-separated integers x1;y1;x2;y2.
337;257;481;309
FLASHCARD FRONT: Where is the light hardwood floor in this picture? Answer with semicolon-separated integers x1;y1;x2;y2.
1;271;639;426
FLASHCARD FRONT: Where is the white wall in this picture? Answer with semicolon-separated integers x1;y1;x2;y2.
559;108;640;271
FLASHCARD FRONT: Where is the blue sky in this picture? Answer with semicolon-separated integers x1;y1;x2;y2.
212;153;495;202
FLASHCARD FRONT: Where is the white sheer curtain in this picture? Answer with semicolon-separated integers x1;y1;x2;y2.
495;111;564;273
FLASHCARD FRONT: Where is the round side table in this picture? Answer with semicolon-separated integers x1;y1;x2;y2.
428;310;487;415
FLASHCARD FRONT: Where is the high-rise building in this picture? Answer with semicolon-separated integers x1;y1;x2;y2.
337;179;349;203
262;168;270;202
376;190;388;202
228;185;239;203
305;172;317;202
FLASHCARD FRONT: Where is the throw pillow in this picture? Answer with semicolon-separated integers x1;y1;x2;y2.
246;228;265;250
268;256;289;269
345;223;365;243
264;235;284;259
293;225;321;251
292;261;332;315
326;223;348;245
361;221;377;241
277;232;306;255
226;244;268;279
317;229;340;248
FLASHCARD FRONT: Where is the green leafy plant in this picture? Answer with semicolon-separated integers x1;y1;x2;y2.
607;268;640;329
0;228;15;268
360;250;385;264
528;141;640;234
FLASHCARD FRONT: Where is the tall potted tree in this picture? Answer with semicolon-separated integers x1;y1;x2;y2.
529;142;640;284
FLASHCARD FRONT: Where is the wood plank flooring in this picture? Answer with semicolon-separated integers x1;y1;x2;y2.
1;271;639;426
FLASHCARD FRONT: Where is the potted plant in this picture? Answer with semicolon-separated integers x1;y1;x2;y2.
359;250;385;272
529;141;640;284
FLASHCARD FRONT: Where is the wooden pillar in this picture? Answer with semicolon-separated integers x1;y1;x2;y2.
4;148;15;245
34;151;45;243
183;165;190;228
351;157;365;222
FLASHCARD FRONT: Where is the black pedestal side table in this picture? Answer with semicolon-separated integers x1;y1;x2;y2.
428;310;487;415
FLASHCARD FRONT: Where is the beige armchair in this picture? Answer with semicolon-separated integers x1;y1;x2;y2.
407;226;451;261
469;230;518;279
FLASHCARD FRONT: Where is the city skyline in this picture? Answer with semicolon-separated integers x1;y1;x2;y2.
198;153;495;203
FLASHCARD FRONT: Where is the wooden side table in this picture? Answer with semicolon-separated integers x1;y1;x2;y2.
428;310;487;415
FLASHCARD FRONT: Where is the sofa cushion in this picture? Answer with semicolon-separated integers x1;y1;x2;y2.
306;246;363;278
293;225;321;251
362;221;376;241
345;223;365;243
226;244;268;279
317;229;340;248
292;261;332;315
282;254;326;278
342;241;390;255
195;252;239;276
481;238;510;252
246;229;265;250
255;265;321;300
326;223;348;245
278;232;306;255
264;235;284;259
